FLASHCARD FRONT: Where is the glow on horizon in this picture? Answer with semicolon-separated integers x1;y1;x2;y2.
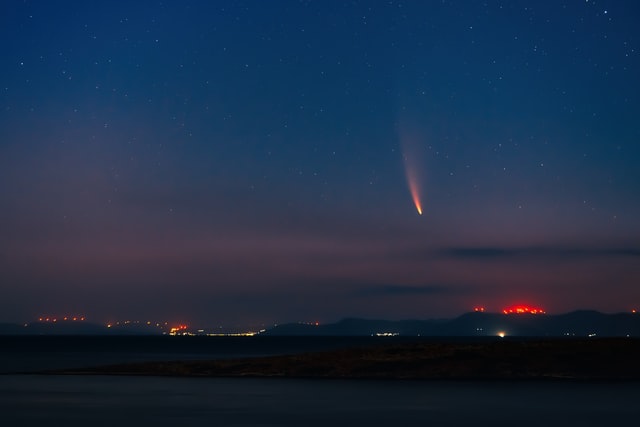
502;305;546;314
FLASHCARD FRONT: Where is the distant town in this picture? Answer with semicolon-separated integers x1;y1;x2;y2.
24;316;263;336
1;305;639;337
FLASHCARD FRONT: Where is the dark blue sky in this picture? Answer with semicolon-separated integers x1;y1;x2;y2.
1;0;639;328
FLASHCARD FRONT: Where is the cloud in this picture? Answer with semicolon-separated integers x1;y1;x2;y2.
438;246;640;260
354;284;458;297
441;248;516;258
602;248;640;256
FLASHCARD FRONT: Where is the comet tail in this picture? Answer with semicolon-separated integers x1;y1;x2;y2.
406;168;423;215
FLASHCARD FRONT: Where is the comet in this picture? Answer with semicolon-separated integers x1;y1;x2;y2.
405;164;423;215
398;124;424;215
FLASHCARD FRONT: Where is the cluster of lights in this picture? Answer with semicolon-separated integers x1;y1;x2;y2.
169;324;189;335
106;320;169;328
375;332;399;337
205;331;262;337
502;305;545;315
473;307;485;312
38;316;85;322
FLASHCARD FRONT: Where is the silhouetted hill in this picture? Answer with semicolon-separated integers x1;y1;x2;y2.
4;311;640;336
23;321;109;335
0;323;26;335
263;311;640;337
0;321;165;335
72;339;640;380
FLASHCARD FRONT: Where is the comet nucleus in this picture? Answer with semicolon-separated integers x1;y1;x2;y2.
399;126;425;216
405;166;423;215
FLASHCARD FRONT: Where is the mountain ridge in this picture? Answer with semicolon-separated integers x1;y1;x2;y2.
263;310;640;337
2;310;639;336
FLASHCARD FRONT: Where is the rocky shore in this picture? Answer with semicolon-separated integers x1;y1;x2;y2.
53;338;640;380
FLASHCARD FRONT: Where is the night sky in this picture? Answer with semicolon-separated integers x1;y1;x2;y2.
1;1;639;328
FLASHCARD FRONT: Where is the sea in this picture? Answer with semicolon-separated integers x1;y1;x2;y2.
1;336;639;426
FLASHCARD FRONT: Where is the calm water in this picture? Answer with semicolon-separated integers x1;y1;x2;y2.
0;335;501;373
0;335;375;373
2;336;639;425
1;375;639;426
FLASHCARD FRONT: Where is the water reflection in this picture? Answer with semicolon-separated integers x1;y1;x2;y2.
1;375;639;426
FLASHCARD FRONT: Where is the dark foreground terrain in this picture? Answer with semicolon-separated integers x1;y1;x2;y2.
59;338;640;380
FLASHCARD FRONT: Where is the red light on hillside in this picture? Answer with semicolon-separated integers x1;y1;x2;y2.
169;324;189;334
502;305;545;315
473;307;485;312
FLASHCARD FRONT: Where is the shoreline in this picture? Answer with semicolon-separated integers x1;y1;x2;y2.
45;338;640;381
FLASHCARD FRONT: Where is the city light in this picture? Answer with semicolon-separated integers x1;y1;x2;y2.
375;332;400;337
169;324;189;335
502;305;545;315
37;315;85;322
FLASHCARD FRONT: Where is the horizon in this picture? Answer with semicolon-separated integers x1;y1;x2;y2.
1;1;639;328
3;305;640;331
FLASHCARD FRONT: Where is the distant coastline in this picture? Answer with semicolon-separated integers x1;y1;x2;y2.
4;310;640;337
53;338;640;381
